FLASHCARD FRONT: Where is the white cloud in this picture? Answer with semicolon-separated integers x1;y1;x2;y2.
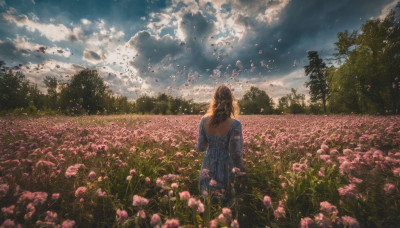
20;60;85;93
2;11;84;42
147;12;173;35
379;0;398;20
81;18;92;25
258;0;290;24
12;35;72;58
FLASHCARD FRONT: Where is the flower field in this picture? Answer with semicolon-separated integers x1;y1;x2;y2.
0;114;400;227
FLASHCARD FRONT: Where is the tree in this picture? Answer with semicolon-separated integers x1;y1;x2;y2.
304;51;328;113
136;95;155;114
0;71;30;110
329;5;400;114
333;30;358;63
239;86;274;114
277;88;306;114
62;69;108;114
43;76;58;109
153;93;171;115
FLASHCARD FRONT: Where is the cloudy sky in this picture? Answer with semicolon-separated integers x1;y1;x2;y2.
0;0;398;103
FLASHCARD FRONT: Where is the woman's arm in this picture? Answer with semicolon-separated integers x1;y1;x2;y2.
196;117;208;152
229;121;245;171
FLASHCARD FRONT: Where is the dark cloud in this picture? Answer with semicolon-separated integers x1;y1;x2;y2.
129;31;183;64
0;40;30;65
127;12;221;89
128;30;185;84
83;49;104;62
181;11;215;40
224;0;396;78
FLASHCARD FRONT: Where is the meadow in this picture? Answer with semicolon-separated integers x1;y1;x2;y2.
0;114;399;227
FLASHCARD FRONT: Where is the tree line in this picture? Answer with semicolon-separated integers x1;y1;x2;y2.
0;62;314;116
305;4;400;114
0;67;206;116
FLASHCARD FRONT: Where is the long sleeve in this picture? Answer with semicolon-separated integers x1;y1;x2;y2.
229;121;245;171
196;117;208;152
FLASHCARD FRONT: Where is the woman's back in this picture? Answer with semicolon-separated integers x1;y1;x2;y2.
203;116;235;137
197;115;244;198
196;84;245;203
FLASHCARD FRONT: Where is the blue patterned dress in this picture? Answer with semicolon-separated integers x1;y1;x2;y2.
196;116;245;196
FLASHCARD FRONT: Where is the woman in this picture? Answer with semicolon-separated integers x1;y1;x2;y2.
196;85;245;202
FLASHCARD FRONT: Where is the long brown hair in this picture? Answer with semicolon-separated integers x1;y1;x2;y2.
206;85;239;126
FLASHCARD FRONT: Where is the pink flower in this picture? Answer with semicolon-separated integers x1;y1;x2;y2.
231;219;239;228
1;205;15;216
175;152;183;158
150;213;162;227
75;187;87;198
188;198;198;209
292;162;307;174
197;201;205;213
65;164;85;178
384;183;396;195
343;149;353;156
61;219;75;228
350;177;363;184
130;169;136;175
179;191;191;200
209;219;218;228
171;182;179;190
97;188;106;197
24;203;35;220
321;144;330;153
210;179;217;187
217;213;227;225
45;211;58;223
300;217;314;228
1;219;16;228
156;178;164;188
314;213;330;227
202;169;209;177
0;184;9;198
132;195;149;207
274;206;286;220
222;207;232;221
263;195;273;209
318;167;326;177
188;198;204;213
35;192;48;205
339;160;352;175
162;219;179;228
137;210;146;219
145;177;151;184
338;184;357;198
51;193;60;201
320;201;338;216
341;215;360;228
393;167;400;177
88;171;96;179
116;209;128;224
